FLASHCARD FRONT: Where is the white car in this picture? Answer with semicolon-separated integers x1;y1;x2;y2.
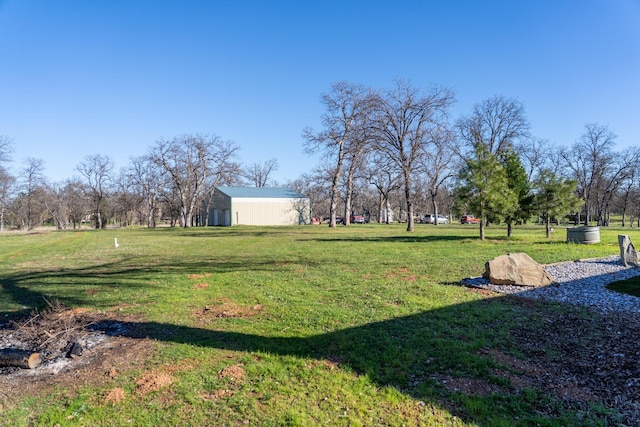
422;214;449;224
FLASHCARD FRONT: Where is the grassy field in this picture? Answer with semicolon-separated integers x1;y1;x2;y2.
0;223;635;426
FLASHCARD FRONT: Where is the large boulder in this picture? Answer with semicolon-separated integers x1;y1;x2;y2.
484;253;554;287
618;234;640;267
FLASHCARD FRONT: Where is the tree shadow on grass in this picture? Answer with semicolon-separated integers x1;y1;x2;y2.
0;255;327;315
301;235;474;243
1;258;628;425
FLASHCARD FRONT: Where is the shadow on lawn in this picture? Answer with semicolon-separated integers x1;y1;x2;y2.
1;259;626;425
302;234;473;243
0;255;325;314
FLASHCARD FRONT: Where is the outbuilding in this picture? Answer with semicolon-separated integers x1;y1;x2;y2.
205;187;311;226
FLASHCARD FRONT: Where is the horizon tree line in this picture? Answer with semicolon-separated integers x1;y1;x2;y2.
1;80;638;235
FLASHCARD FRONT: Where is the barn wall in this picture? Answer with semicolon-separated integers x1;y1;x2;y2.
233;198;310;225
207;190;232;226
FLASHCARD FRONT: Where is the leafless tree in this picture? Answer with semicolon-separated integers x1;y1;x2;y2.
42;182;69;229
0;135;13;164
366;153;402;224
77;154;114;229
243;158;279;187
151;134;239;228
303;81;374;228
420;126;457;225
20;157;45;230
286;168;332;221
457;95;530;158
519;138;552;181
129;155;163;228
0;167;15;231
110;168;142;227
60;178;91;229
560;124;620;225
201;145;241;226
373;80;455;231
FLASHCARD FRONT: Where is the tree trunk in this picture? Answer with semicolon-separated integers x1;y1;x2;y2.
404;173;414;232
479;220;485;241
430;190;439;227
507;222;513;237
0;349;42;369
545;216;551;238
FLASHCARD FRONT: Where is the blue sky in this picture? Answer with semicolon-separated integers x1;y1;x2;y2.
1;1;639;184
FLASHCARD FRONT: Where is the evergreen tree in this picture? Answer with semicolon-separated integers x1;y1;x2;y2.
455;144;517;240
533;169;583;238
500;149;535;237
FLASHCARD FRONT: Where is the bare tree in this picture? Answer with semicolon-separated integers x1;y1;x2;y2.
421;126;457;225
243;158;279;187
21;157;45;230
61;178;91;229
286;167;333;221
373;80;455;232
129;155;163;228
0;135;13;164
0;167;15;231
367;153;402;224
559;123;625;225
77;154;114;229
42;182;69;230
519;138;552;181
457;95;530;158
0;136;14;231
201;144;241;226
303;81;374;228
151;134;239;228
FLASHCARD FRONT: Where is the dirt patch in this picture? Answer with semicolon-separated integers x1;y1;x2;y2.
385;267;417;282
194;298;263;321
188;273;212;280
103;387;126;404
135;371;175;396
218;364;246;382
431;373;503;396
200;389;234;401
493;296;640;423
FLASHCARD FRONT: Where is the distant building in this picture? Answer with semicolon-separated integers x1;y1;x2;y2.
205;187;311;226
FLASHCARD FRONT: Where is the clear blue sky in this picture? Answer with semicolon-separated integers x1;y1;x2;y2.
1;1;639;184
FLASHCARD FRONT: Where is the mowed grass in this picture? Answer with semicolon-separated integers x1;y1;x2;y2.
0;223;633;426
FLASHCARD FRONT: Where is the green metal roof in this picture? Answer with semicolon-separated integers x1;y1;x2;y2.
216;187;307;199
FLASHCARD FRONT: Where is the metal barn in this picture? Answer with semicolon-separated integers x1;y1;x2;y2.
206;187;311;226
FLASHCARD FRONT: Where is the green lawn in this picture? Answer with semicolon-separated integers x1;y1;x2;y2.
0;223;634;426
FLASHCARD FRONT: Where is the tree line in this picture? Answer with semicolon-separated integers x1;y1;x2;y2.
0;134;280;230
1;80;638;237
297;80;639;239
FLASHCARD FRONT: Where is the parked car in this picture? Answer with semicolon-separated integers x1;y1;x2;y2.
422;214;449;224
351;213;366;223
460;215;480;224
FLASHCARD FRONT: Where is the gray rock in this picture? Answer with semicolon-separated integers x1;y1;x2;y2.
618;234;640;267
484;253;554;287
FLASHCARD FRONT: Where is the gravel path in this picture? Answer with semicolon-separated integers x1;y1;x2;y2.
463;256;640;314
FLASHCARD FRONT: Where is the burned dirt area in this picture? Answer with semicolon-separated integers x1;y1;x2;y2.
0;305;156;406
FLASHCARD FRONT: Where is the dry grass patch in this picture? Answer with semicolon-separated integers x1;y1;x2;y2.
218;364;246;382
194;298;263;321
135;370;175;396
103;387;126;405
200;389;234;401
188;273;212;280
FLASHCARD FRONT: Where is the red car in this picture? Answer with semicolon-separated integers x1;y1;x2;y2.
460;215;480;224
